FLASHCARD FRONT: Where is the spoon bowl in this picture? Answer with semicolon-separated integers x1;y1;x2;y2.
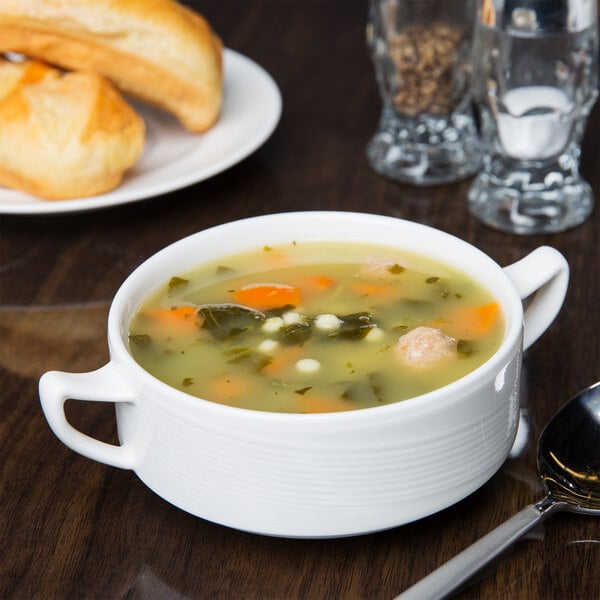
396;381;600;600
538;382;600;513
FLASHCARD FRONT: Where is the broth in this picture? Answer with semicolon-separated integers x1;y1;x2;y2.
128;241;504;413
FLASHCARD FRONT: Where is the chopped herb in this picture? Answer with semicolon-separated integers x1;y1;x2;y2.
168;276;189;289
393;324;409;332
457;339;477;356
455;292;464;299
263;246;273;252
294;387;312;395
346;362;356;374
129;334;152;348
388;263;405;275
367;372;385;402
441;290;450;299
198;304;265;340
425;276;439;284
182;377;194;387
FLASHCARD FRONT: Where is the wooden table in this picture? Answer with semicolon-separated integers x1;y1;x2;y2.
1;2;598;598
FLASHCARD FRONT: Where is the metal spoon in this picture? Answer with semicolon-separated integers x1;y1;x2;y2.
395;381;600;600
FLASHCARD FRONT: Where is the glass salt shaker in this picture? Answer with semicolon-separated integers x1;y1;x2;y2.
468;0;599;234
366;0;482;185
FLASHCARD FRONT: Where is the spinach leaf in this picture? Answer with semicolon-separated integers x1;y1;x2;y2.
332;312;377;340
279;321;312;345
264;304;296;318
199;304;265;340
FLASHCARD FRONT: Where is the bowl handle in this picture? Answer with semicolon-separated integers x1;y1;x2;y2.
39;363;139;469
503;246;569;351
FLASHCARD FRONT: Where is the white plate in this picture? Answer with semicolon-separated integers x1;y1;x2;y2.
0;49;282;215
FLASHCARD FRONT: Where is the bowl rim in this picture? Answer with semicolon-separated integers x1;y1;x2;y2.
107;211;524;422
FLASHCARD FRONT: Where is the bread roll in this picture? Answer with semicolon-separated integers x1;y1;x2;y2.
0;56;59;101
0;58;145;199
0;0;223;133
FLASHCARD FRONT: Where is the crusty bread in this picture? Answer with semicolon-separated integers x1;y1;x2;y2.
0;57;145;199
0;0;223;133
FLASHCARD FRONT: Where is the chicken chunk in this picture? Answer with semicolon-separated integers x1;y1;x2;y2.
394;326;457;366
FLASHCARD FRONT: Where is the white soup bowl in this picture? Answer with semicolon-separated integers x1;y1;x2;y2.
39;212;569;538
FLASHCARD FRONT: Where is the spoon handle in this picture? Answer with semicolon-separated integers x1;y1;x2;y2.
394;500;564;600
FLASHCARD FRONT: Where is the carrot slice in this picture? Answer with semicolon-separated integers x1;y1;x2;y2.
297;395;355;413
209;373;254;402
431;302;500;338
260;345;303;375
146;306;200;334
350;282;399;299
233;284;301;309
306;275;335;290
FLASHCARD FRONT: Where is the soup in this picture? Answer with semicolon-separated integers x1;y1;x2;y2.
128;241;504;413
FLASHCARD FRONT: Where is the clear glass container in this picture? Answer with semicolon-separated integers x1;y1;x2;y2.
468;0;599;234
366;0;482;185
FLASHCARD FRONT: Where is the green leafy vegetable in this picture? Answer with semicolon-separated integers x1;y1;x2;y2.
223;346;255;362
279;321;312;345
294;387;312;395
264;305;296;318
129;334;152;348
224;346;272;371
332;312;377;340
388;263;405;275
199;304;265;340
457;339;477;356
168;276;189;289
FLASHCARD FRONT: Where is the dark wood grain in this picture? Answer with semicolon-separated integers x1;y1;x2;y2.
1;2;598;599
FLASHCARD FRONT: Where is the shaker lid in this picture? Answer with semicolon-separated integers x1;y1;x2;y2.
480;0;597;33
